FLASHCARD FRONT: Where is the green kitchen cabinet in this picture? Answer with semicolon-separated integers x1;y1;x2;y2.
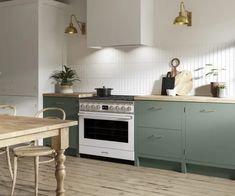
43;96;79;156
185;103;235;169
136;101;182;130
135;101;184;167
137;127;182;160
135;100;235;175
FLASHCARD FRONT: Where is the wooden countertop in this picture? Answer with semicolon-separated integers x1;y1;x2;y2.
134;95;235;104
43;92;95;98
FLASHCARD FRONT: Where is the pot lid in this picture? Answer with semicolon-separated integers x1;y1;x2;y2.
95;86;113;90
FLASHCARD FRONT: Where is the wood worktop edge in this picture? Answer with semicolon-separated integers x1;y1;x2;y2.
134;95;235;104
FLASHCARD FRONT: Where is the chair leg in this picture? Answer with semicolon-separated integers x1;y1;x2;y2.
10;156;18;196
34;156;39;196
6;146;13;180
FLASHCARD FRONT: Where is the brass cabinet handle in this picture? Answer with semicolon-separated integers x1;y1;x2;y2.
200;109;216;113
148;107;162;111
147;134;163;140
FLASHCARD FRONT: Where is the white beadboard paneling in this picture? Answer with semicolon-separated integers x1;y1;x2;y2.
72;43;235;96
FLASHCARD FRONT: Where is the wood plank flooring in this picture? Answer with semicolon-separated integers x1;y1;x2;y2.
0;155;235;196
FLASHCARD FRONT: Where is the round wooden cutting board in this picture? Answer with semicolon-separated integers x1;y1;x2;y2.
175;70;193;95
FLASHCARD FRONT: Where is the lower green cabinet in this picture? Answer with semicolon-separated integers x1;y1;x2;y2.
138;127;182;160
43;96;79;156
135;100;235;174
185;103;235;169
135;100;184;167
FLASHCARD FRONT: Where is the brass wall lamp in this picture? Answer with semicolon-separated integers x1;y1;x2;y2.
65;14;86;34
174;2;192;26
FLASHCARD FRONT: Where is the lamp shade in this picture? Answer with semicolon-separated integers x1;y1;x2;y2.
174;15;189;25
173;2;192;26
65;23;78;34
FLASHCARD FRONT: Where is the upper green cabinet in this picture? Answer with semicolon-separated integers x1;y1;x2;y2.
43;96;79;156
185;103;235;169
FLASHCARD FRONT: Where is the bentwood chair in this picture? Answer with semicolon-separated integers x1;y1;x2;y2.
0;105;16;180
11;107;66;196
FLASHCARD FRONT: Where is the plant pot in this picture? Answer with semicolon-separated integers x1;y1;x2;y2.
218;88;226;98
59;85;73;94
210;82;219;97
54;83;60;93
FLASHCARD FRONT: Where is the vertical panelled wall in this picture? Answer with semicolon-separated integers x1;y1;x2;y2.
67;0;235;96
71;44;235;96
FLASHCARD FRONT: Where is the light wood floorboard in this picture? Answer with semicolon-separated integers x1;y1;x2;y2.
0;155;235;196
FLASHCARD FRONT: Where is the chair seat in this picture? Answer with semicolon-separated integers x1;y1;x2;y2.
13;146;55;157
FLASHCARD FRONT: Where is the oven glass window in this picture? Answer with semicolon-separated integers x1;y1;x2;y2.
84;119;128;143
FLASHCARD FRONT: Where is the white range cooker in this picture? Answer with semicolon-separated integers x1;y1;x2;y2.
78;95;134;161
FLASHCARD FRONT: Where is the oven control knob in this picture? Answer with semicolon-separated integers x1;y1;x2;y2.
91;105;96;110
121;106;126;112
80;104;85;109
110;106;114;111
86;105;90;110
96;105;101;110
115;106;120;111
126;106;131;112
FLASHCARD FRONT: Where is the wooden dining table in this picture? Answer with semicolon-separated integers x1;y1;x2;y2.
0;115;78;196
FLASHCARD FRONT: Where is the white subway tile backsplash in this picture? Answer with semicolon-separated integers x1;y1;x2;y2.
72;42;235;96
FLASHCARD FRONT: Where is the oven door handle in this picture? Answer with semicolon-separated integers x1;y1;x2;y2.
78;113;133;120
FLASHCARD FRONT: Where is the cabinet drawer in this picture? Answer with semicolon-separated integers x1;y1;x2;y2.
135;101;182;130
138;127;181;159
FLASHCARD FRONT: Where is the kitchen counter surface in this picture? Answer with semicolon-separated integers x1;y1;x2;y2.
43;92;95;98
135;95;235;104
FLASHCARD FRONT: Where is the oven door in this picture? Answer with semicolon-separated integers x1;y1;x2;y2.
78;112;134;151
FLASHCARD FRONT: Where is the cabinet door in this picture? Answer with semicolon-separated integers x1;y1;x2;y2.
135;101;182;130
43;96;79;156
186;103;235;168
0;2;38;96
137;127;182;160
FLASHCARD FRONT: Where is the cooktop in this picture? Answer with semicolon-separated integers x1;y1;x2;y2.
80;95;134;101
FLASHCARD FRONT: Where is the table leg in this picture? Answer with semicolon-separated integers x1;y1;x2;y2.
52;128;69;196
55;149;66;196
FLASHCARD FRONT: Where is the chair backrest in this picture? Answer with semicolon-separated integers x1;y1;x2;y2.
34;107;66;120
0;105;16;116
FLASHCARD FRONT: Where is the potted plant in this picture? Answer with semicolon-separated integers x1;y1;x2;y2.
205;64;226;97
217;83;226;98
50;65;80;93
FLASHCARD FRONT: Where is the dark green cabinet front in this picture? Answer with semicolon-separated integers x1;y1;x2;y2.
135;100;235;173
138;127;182;160
135;101;183;164
185;103;235;169
43;96;79;156
136;101;182;130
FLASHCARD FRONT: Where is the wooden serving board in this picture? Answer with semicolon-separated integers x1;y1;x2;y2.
175;70;193;95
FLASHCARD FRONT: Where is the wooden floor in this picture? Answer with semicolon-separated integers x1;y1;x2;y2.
1;156;235;196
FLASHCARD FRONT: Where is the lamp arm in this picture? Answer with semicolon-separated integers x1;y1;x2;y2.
71;14;86;34
180;2;187;16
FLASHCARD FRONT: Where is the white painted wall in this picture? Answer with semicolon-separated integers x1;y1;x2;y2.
66;0;235;96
